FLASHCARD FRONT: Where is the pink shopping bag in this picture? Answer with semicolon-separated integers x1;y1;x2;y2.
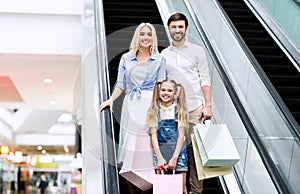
153;172;183;194
119;133;155;191
119;168;154;191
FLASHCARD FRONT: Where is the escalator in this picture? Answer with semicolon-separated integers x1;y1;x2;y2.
217;0;300;125
102;0;224;193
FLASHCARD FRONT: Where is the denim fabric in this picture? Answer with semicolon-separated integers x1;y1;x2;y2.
153;107;188;171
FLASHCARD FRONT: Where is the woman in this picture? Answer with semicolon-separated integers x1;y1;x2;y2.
100;23;166;193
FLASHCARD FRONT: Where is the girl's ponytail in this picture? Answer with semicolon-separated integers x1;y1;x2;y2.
147;81;161;124
176;83;189;128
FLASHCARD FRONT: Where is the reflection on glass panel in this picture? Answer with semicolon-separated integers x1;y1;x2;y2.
243;139;277;193
257;0;300;49
289;141;300;194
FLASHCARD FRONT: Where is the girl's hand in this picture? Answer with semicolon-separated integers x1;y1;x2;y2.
157;157;168;172
168;157;177;171
100;99;113;112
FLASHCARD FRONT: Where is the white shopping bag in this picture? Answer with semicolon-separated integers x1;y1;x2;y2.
193;122;240;166
191;134;233;180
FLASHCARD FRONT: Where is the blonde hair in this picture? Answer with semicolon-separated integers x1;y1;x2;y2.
128;23;159;56
147;80;189;128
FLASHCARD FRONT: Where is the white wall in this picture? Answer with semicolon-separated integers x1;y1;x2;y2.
0;0;82;55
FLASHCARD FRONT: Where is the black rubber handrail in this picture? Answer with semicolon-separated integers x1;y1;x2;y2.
94;0;119;193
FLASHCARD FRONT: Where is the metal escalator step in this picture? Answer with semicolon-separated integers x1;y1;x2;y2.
248;45;279;53
255;55;285;63
218;1;245;9
276;86;300;99
243;36;272;45
238;29;266;37
284;99;300;111
226;14;256;23
262;65;295;76
233;21;260;30
104;8;157;15
268;75;300;87
105;15;160;22
104;1;154;8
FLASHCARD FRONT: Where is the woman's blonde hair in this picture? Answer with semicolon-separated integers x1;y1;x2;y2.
128;23;159;56
147;80;189;128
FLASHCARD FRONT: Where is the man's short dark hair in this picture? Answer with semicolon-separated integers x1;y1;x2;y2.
167;13;189;27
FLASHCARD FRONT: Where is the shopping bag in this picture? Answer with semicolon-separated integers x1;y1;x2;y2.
153;171;183;194
192;134;233;180
119;133;155;191
119;168;154;191
193;121;240;166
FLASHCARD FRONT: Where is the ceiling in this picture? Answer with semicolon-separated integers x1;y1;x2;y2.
0;53;81;156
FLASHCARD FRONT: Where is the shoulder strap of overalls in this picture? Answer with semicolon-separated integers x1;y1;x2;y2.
174;105;178;121
157;108;161;122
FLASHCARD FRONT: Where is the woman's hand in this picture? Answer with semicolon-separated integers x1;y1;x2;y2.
100;99;113;112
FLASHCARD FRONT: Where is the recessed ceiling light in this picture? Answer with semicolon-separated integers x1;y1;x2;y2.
64;145;70;153
43;78;53;84
41;150;46;154
37;146;43;150
50;101;57;105
57;113;73;123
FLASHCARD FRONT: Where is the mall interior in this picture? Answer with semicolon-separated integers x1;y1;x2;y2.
0;0;299;193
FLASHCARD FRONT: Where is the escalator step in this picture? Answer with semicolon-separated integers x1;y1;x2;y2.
255;54;285;63
269;75;299;87
284;99;300;111
218;1;245;9
105;15;161;23
248;45;281;55
243;36;273;45
262;65;295;76
104;8;158;16
276;86;300;98
238;29;266;37
233;21;260;30
203;178;224;194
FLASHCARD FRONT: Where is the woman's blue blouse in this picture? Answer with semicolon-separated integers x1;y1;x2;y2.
115;53;166;99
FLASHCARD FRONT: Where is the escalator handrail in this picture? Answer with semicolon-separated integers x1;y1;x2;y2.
94;0;119;193
184;0;291;193
294;0;300;6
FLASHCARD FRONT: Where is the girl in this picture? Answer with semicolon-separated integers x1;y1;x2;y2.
147;79;188;194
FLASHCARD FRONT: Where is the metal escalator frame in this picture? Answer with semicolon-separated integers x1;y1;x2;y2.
184;0;291;193
94;0;119;193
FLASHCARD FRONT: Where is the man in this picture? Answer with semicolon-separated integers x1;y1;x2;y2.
161;12;212;194
38;175;48;194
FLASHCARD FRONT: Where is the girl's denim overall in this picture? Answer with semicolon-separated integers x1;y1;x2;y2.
153;106;188;171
